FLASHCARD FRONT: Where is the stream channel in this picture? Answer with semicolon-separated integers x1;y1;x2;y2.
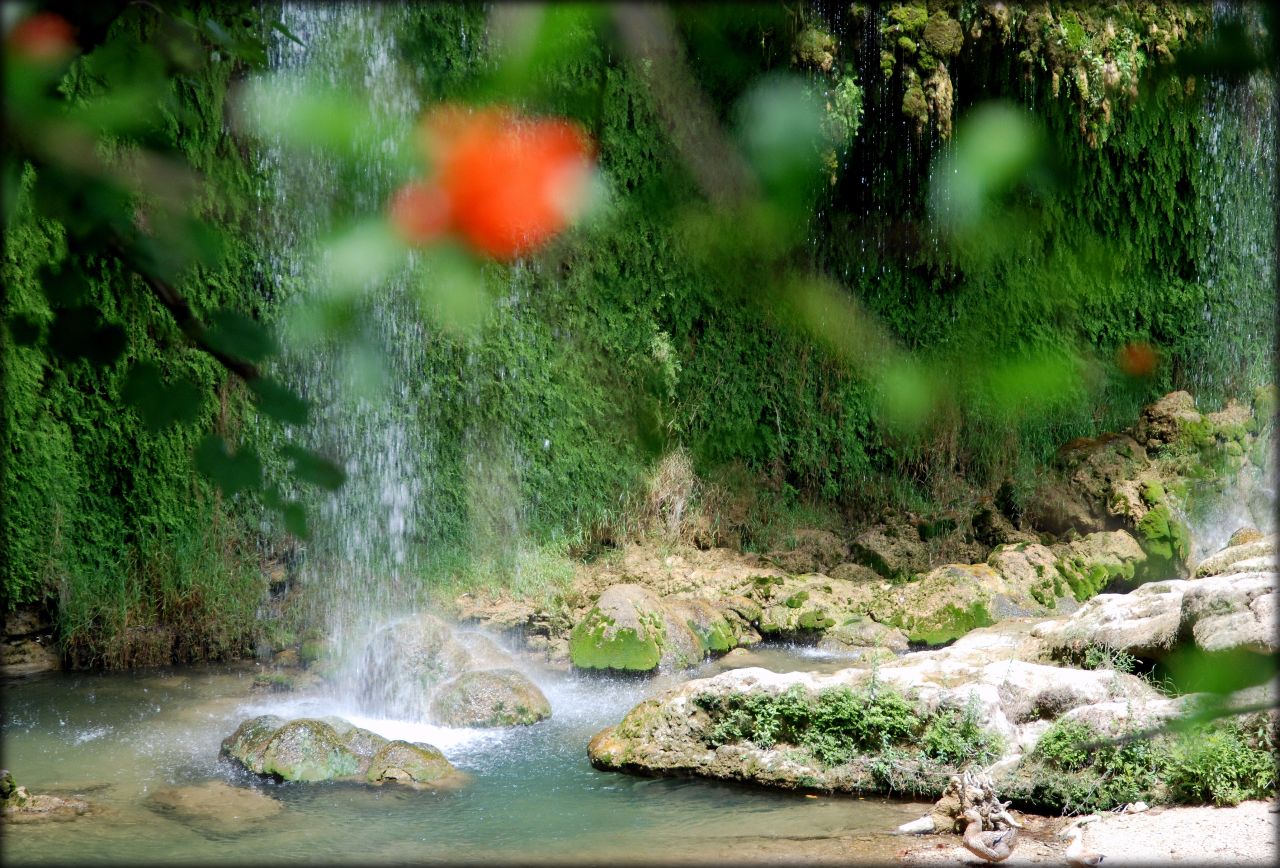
3;641;929;864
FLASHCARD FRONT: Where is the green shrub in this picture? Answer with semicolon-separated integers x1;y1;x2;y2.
921;697;1003;766
1165;720;1278;806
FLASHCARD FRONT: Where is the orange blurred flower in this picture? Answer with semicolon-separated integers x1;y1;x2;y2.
1117;341;1157;377
7;12;76;63
388;181;451;246
392;105;595;261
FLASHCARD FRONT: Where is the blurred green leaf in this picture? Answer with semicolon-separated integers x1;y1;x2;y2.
979;353;1084;418
194;434;262;496
875;362;935;436
414;242;489;334
236;76;401;165
930;101;1045;236
248;376;310;426
734;74;826;215
281;501;310;539
205;309;277;363
271;21;305;47
122;361;205;431
1162;647;1278;697
282;444;346;491
47;307;126;364
323;221;404;297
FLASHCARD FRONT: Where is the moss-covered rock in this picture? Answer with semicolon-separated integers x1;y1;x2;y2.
922;12;963;57
366;740;461;785
1052;529;1149;599
569;584;668;672
358;613;474;714
1134;505;1190;580
794;25;837;72
220;716;458;785
429;668;551;727
258;719;361;782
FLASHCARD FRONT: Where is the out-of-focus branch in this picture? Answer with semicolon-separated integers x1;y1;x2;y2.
610;2;756;208
111;235;262;383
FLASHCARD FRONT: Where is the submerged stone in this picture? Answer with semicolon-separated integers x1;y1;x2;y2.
429;668;551;727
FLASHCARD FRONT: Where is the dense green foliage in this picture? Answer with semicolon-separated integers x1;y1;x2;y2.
694;683;1003;772
2;2;273;664
3;2;1273;666
1021;714;1277;811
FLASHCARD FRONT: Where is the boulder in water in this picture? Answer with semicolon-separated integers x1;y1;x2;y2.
429;668;551;727
147;781;282;833
366;740;462;785
219;716;450;784
569;584;668;672
358;613;474;716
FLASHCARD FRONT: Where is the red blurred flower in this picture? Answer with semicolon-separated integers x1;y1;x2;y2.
7;12;75;63
1117;341;1157;378
394;105;595;261
388;181;451;246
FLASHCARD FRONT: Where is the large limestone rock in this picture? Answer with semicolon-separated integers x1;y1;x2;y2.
429;668;551;727
220;716;461;786
1181;572;1277;655
1194;535;1276;578
1034;562;1278;661
587;622;1174;795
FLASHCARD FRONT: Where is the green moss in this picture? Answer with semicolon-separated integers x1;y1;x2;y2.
922;12;963;57
887;4;929;34
897;36;917;54
1136;505;1190;576
784;591;809;609
1141;480;1166;507
569;612;663;672
903;601;994;645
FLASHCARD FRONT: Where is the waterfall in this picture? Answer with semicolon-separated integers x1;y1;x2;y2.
1179;2;1277;557
1192;1;1277;401
255;3;443;707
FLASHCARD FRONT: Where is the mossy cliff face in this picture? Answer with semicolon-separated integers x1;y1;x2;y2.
2;2;271;667
878;2;1207;143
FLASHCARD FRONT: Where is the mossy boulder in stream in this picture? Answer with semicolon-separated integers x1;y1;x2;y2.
366;741;459;785
569;584;669;672
429;668;551;727
220;716;459;785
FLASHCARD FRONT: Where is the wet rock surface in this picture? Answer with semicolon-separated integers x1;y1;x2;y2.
429;668;552;727
220;716;461;786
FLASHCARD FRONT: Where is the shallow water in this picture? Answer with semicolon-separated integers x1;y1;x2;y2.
2;647;928;864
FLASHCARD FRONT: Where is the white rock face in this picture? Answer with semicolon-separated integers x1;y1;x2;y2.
1035;535;1277;659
